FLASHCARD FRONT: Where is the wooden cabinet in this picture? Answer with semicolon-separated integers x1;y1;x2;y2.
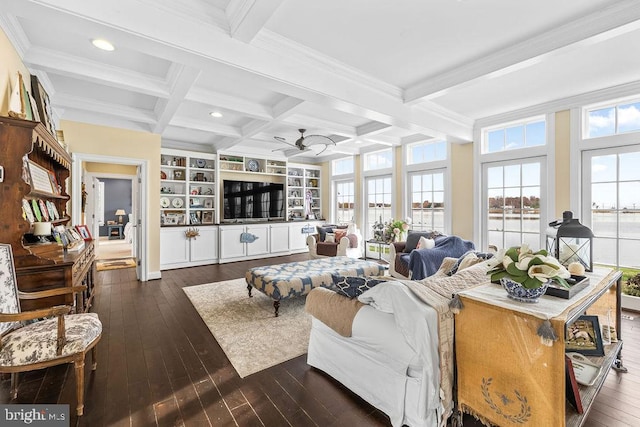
0;116;95;312
454;268;624;427
159;226;218;270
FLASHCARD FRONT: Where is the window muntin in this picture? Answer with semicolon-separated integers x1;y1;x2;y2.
332;157;354;175
585;99;640;138
409;171;445;232
335;180;355;224
485;160;542;249
407;140;446;165
483;118;546;154
365;176;392;239
364;149;392;170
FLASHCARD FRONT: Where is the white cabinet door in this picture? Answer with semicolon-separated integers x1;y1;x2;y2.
190;226;218;262
219;225;246;259
160;227;189;268
269;223;290;254
290;222;312;251
246;224;269;256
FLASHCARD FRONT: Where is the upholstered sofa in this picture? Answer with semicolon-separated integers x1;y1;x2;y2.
389;232;475;279
307;224;363;259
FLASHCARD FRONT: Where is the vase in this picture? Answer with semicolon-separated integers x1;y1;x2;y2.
500;277;550;303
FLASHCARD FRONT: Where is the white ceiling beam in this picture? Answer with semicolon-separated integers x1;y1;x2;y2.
10;0;471;139
272;96;305;119
185;87;273;120
170;116;241;137
280;116;355;138
404;0;640;102
55;93;157;124
153;64;200;134
226;0;285;43
356;122;391;137
23;46;170;98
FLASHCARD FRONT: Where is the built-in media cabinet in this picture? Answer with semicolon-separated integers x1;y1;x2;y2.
0;116;95;312
159;149;324;269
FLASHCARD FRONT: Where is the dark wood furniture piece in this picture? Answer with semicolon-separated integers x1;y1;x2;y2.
0;116;95;312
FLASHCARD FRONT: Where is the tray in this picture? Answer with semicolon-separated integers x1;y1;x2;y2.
545;275;589;299
566;352;601;386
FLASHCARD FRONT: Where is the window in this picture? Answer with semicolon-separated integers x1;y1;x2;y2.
334;180;355;223
582;148;640;268
364;149;392;170
483;118;545;154
408;171;445;232
365;176;392;239
483;160;543;249
407;140;446;165
585;99;640;138
332;157;354;175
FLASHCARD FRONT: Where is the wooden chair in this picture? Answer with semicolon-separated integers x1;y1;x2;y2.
0;243;102;416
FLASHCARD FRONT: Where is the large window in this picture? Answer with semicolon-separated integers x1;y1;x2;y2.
332;157;354;175
409;171;445;232
585;99;640;139
334;180;355;224
407;140;446;165
365;176;392;239
582;147;640;268
484;159;543;249
483;117;545;154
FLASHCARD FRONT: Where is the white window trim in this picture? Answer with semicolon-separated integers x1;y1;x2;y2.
332;178;355;224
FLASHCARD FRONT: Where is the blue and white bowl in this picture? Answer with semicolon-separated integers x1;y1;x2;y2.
500;277;549;303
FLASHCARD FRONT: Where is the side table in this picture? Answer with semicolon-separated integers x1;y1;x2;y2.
107;224;124;240
365;239;388;262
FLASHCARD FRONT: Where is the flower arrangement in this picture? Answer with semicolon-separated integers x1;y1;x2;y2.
372;217;411;243
486;244;570;289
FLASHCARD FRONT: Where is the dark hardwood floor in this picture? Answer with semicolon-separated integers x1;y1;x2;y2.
2;253;640;426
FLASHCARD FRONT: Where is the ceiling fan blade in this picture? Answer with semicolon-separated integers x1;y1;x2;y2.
303;134;336;146
274;136;288;142
284;147;311;157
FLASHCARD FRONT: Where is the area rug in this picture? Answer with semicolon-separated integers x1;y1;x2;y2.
95;257;136;271
183;278;311;378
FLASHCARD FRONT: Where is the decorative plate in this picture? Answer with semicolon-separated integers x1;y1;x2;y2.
172;198;184;208
50;202;60;220
22;199;35;223
247;159;259;172
38;199;50;222
161;171;167;179
160;197;170;208
196;159;206;168
31;199;42;222
46;200;57;220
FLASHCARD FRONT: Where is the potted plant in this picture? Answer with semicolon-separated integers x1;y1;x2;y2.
622;272;640;312
486;244;570;303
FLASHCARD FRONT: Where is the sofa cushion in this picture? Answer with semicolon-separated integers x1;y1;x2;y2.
325;233;336;243
317;226;334;242
334;229;347;242
404;231;443;253
447;250;494;276
417;236;435;250
331;274;389;298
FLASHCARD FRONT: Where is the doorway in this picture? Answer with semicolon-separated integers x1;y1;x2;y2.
72;153;148;281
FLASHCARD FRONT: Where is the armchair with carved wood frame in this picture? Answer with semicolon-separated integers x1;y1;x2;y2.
0;244;102;416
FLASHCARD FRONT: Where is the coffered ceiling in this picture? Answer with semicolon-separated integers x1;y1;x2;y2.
2;0;640;162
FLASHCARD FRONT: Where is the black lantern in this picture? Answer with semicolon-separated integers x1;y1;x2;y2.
546;211;594;272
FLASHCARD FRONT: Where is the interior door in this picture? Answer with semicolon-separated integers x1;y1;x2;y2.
90;177;104;247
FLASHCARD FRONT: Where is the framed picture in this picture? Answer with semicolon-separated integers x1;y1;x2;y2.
565;355;583;414
173;170;184;180
565;315;604;356
26;161;55;194
75;224;93;241
203;198;213;208
190;212;200;225
30;75;56;137
201;211;213;224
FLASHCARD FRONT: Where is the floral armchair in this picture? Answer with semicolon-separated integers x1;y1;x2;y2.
0;244;102;416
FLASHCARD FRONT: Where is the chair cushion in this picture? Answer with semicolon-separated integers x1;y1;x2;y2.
404;231;443;253
334;229;347;242
0;313;102;367
317;226;334;242
316;242;339;257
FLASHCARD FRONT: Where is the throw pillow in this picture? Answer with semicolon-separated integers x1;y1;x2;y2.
325;233;336;243
416;236;435;250
331;274;389;298
317;226;334;242
334;229;347;242
404;231;444;253
447;251;494;276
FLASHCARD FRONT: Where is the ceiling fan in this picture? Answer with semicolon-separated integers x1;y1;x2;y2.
273;129;336;156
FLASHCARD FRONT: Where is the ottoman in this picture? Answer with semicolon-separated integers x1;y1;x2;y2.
246;257;387;316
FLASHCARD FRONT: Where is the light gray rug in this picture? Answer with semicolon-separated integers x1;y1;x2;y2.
183;278;311;378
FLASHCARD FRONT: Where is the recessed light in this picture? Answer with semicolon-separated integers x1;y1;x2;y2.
210;111;223;118
91;38;115;51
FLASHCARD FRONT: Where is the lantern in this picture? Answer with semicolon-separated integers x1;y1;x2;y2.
546;211;594;272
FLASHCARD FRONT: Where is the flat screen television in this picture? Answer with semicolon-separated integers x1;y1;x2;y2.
223;180;285;220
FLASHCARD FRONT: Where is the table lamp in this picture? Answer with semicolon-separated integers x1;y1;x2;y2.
115;209;126;224
33;222;52;243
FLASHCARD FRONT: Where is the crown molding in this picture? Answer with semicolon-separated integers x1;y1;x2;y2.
55;93;157;124
137;0;229;31
0;13;30;58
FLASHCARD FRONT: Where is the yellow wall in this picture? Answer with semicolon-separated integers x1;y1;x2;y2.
555;110;572;217
0;28;31;116
450;143;474;240
60;120;162;274
85;162;137;175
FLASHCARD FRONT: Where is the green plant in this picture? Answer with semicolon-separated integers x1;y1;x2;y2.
487;244;570;289
623;273;640;297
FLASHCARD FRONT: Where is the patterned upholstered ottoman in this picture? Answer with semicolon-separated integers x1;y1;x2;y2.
246;257;387;316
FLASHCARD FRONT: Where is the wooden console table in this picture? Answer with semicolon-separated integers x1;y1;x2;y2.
454;268;624;427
